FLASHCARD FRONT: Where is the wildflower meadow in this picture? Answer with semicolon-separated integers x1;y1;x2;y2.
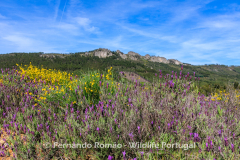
0;63;240;159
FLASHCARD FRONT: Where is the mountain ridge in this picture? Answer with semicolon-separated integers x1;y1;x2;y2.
82;48;184;65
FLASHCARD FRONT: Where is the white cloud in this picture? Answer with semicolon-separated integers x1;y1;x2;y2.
0;13;6;19
3;35;33;48
1;34;64;53
74;17;98;32
54;22;82;36
53;0;61;21
75;17;90;27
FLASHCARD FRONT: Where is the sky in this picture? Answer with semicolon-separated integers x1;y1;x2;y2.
0;0;240;66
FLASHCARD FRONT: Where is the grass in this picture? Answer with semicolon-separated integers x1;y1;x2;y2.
0;64;240;159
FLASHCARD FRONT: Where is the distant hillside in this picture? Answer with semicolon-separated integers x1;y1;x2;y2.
0;48;240;95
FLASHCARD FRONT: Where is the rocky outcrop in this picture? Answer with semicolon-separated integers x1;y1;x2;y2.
149;56;169;64
119;71;151;83
144;54;150;60
85;48;112;58
40;54;65;59
83;48;184;65
168;59;183;65
127;51;140;57
85;52;92;56
40;54;56;58
116;50;127;59
127;51;141;61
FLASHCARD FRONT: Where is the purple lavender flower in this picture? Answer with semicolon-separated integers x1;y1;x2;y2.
168;123;170;129
129;132;134;140
108;155;113;160
218;130;221;137
231;144;234;152
122;150;126;158
224;137;228;146
210;141;213;149
138;126;140;133
206;143;209;152
193;133;201;142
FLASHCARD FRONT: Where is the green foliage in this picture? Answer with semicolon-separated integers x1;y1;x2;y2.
82;71;101;105
0;51;240;96
234;82;239;89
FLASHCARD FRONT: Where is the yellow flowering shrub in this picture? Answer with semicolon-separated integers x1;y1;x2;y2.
83;67;116;105
16;62;80;107
16;62;72;86
211;90;240;105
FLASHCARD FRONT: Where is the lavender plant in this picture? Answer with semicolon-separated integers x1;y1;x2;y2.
0;65;239;159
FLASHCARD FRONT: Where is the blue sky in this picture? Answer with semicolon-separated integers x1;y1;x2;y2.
0;0;240;65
